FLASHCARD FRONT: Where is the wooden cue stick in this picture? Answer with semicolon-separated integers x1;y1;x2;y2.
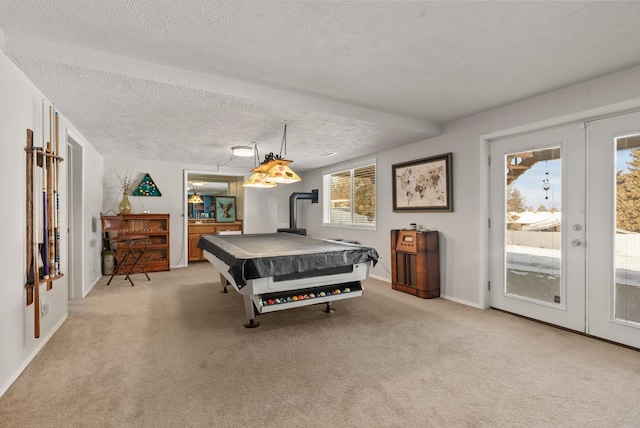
30;126;41;338
41;101;49;280
48;107;55;285
55;111;60;277
25;129;35;306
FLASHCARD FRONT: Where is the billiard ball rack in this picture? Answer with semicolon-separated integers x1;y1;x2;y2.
254;281;363;314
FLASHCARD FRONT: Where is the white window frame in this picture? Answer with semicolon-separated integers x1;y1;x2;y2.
322;158;377;230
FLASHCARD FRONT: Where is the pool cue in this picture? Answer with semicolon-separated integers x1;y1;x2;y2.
25;129;35;306
41;101;49;280
54;111;60;277
47;107;55;285
29;126;41;338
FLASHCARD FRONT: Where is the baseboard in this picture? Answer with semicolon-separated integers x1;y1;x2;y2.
0;314;68;397
441;294;484;309
83;274;103;298
368;273;390;282
367;274;484;309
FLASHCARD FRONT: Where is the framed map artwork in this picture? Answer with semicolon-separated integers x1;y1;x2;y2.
392;153;453;212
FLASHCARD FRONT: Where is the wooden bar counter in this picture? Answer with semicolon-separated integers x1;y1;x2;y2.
188;220;243;261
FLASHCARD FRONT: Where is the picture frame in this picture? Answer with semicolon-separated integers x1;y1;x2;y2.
392;153;453;212
214;196;237;222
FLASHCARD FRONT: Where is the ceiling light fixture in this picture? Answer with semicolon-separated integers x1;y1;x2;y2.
242;142;277;188
231;145;255;157
249;123;301;186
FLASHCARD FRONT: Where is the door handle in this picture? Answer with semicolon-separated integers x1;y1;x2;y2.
571;239;583;247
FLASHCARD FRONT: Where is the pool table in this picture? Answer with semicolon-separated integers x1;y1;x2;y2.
198;232;379;327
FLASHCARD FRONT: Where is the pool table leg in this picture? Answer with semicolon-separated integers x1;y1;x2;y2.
219;274;228;293
243;294;260;328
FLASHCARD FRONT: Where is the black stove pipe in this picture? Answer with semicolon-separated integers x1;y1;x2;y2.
277;189;318;235
289;189;318;229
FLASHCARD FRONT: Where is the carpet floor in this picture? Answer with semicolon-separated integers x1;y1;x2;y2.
1;262;640;427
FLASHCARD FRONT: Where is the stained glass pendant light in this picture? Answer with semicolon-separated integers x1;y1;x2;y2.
188;191;203;203
249;123;300;185
242;172;277;188
266;163;301;184
242;123;300;187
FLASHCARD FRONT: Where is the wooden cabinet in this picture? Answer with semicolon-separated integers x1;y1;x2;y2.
102;214;170;273
188;221;243;261
391;229;440;298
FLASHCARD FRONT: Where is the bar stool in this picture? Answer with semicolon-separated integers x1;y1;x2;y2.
101;214;150;286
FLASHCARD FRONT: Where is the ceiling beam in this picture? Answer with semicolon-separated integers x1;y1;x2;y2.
3;33;441;137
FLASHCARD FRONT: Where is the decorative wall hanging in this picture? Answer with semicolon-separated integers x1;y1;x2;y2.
392;153;453;212
214;196;236;222
134;173;162;196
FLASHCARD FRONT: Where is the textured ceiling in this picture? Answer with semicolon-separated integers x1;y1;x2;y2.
2;1;640;172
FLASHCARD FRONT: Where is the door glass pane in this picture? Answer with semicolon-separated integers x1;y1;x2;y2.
505;147;562;304
615;134;640;323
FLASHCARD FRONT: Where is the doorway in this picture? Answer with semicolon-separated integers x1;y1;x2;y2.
182;170;245;267
489;111;640;349
67;136;83;299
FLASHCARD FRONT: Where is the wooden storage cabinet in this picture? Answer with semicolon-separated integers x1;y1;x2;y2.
391;229;440;298
188;221;243;261
104;214;170;273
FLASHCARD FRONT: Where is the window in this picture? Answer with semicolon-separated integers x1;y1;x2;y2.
323;160;376;229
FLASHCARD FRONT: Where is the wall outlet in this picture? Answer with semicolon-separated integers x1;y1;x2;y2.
41;301;50;317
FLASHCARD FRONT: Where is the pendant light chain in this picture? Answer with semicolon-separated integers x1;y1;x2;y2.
279;123;287;157
253;142;260;168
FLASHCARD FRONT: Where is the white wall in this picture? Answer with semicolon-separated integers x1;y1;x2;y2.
302;65;640;308
244;182;306;233
0;49;104;396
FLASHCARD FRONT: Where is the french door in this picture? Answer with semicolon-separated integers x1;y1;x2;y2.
490;112;640;348
587;112;640;347
490;124;586;332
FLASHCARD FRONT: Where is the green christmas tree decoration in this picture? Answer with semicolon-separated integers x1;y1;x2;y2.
134;173;162;196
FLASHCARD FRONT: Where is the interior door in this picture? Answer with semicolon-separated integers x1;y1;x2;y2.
490;124;586;332
587;111;640;348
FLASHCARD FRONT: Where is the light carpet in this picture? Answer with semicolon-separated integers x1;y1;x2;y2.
1;262;640;427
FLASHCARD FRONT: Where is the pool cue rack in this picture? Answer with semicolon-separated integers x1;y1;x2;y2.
25;103;64;338
391;229;440;298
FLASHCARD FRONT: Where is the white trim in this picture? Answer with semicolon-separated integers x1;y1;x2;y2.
0;315;67;397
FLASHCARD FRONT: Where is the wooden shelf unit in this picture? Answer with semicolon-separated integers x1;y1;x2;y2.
102;214;170;273
188;221;243;261
391;229;440;299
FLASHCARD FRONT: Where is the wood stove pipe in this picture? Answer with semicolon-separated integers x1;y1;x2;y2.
289;189;318;229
